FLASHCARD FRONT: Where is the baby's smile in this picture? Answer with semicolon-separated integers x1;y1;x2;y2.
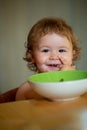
48;64;58;67
46;63;61;71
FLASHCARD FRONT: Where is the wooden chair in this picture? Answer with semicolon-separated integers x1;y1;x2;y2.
0;88;18;103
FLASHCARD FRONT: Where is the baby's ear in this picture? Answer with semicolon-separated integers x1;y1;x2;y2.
29;50;35;63
72;50;76;60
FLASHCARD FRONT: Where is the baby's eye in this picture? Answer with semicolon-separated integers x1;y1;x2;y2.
59;49;66;53
42;49;49;53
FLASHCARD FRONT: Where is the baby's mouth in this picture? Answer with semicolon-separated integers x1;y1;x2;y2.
48;64;58;67
47;64;61;68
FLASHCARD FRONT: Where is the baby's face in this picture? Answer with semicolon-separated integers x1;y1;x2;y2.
31;33;75;72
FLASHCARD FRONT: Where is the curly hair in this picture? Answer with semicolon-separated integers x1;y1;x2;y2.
23;17;81;71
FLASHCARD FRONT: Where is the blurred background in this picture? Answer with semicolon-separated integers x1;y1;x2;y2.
0;0;87;93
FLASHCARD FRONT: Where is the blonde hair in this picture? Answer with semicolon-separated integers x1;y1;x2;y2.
24;17;81;71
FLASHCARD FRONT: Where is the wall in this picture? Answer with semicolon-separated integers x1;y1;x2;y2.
0;0;87;93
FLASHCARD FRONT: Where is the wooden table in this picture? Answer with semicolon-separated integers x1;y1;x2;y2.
0;93;87;130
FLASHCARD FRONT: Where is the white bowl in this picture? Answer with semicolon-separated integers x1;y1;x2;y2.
28;70;87;102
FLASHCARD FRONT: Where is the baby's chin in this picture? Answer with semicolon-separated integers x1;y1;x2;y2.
38;66;60;73
41;68;60;72
47;69;60;72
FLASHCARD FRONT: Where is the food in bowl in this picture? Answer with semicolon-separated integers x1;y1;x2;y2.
28;70;87;102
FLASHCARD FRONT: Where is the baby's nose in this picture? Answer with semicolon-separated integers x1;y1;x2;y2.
50;51;59;60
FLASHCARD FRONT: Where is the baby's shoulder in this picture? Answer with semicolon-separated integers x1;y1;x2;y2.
19;81;30;88
15;81;31;100
18;81;32;93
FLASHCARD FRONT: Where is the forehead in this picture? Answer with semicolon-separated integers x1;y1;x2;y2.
37;33;72;47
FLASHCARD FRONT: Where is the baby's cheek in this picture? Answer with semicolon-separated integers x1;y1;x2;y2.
63;56;73;65
36;59;45;67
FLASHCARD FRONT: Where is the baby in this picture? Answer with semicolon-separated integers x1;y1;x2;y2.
16;17;81;100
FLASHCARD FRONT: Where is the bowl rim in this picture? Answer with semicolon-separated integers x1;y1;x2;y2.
29;78;87;84
28;70;87;84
